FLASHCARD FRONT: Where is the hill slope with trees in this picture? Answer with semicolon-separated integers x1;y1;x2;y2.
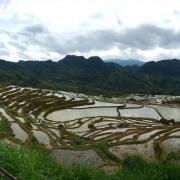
0;56;180;95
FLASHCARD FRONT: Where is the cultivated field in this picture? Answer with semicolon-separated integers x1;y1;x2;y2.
0;85;180;166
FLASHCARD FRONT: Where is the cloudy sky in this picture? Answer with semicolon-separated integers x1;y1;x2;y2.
0;0;180;62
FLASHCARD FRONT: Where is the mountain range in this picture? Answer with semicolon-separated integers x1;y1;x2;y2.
0;55;180;95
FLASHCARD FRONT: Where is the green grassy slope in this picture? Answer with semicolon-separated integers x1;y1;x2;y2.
0;142;179;180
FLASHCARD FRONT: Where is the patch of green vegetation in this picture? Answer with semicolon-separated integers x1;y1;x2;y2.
0;115;12;138
166;151;180;162
95;143;121;163
72;135;89;146
0;142;180;180
0;142;106;180
118;154;180;180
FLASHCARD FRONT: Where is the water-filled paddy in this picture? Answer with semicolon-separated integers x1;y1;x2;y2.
119;107;161;120
46;107;118;122
149;105;180;122
11;123;28;142
0;108;14;122
32;130;51;147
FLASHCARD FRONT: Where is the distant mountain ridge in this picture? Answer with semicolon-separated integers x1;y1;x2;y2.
0;55;180;95
139;59;180;76
105;59;144;66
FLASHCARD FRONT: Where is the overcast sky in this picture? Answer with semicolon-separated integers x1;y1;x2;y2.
0;0;180;62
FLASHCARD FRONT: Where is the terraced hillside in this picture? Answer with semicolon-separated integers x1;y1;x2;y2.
0;85;180;165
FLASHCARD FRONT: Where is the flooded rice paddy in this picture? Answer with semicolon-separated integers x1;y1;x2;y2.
0;85;179;164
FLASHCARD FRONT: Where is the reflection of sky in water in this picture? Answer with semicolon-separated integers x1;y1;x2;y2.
47;107;118;122
119;107;161;120
149;105;180;122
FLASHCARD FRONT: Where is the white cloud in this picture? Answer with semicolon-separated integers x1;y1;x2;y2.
0;0;180;61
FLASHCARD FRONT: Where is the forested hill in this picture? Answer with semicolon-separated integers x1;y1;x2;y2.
139;59;180;76
0;56;180;95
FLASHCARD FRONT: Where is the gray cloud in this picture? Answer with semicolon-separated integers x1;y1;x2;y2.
3;23;180;60
4;24;66;59
65;25;180;52
23;24;49;36
17;24;75;55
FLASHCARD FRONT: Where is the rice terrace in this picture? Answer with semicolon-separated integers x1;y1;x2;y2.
0;84;179;168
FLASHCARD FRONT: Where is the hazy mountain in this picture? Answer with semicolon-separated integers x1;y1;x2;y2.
105;59;144;66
